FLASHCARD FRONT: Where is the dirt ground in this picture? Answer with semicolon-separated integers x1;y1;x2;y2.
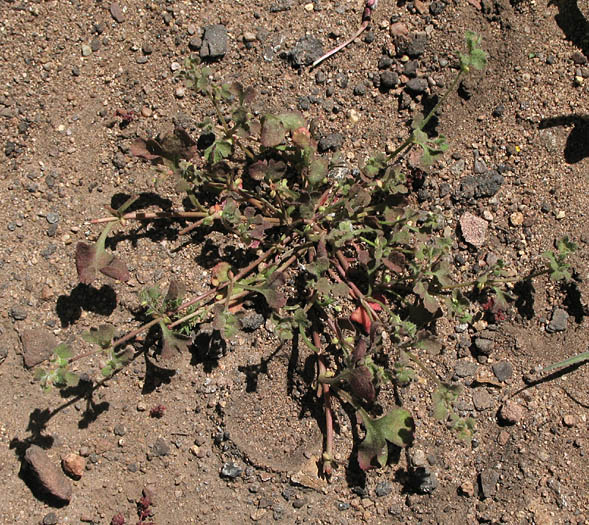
0;0;588;524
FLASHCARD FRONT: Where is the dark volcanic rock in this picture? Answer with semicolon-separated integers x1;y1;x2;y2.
289;36;324;67
200;25;228;60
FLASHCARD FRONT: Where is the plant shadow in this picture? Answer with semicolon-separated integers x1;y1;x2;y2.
549;0;589;57
55;284;117;327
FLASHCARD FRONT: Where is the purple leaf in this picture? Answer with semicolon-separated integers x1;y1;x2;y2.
348;366;376;403
100;256;130;282
75;224;129;285
260;115;286;147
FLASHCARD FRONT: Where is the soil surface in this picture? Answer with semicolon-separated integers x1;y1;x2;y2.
0;1;588;524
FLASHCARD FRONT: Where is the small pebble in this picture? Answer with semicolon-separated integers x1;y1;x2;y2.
81;45;92;57
220;461;243;479
499;400;524;424
509;211;524;227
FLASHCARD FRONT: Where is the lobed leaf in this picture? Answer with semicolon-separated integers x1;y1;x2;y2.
82;325;115;349
357;407;414;470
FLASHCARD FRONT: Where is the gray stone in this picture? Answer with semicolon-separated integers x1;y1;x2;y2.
474;337;494;356
10;306;28;321
269;0;293;11
458;171;504;200
25;445;72;502
20;328;57;368
375;481;393;497
547;308;568;333
289;36;324;67
318;133;344;153
380;71;399;90
450;158;465;176
188;37;202;51
472;389;494;411
240;312;264;332
455;360;478;378
81;45;92;57
405;78;428;94
46;212;59;224
42;512;58;525
479;468;499;498
492;361;513;382
113;424;127;436
402;32;428;58
220;461;243;479
112;152;127;170
109;2;125;23
412;466;438;494
200;25;228;60
153;437;170;456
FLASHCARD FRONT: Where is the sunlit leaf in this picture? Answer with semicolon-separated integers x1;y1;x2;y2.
357;407;414;470
76;223;130;285
159;321;191;363
82;325;115;349
277;112;305;131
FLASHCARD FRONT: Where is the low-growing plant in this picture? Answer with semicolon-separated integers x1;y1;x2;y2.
34;33;577;475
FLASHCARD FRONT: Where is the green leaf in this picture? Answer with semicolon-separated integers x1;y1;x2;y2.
82;325;115;349
212;304;239;340
260;114;286;147
413;281;439;314
307;257;330;278
64;371;80;387
159;321;191;363
101;364;115;378
277;112;305;131
469;48;487;70
211;262;232;286
432;382;462;420
415;333;442;354
164;279;186;309
272;316;294;340
451;416;475;442
357;407;414;470
54;343;73;361
540;351;589;373
362;153;387;178
253;271;287;310
308;158;328;185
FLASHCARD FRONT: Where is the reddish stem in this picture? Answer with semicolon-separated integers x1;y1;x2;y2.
313;330;334;477
91;210;207;224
